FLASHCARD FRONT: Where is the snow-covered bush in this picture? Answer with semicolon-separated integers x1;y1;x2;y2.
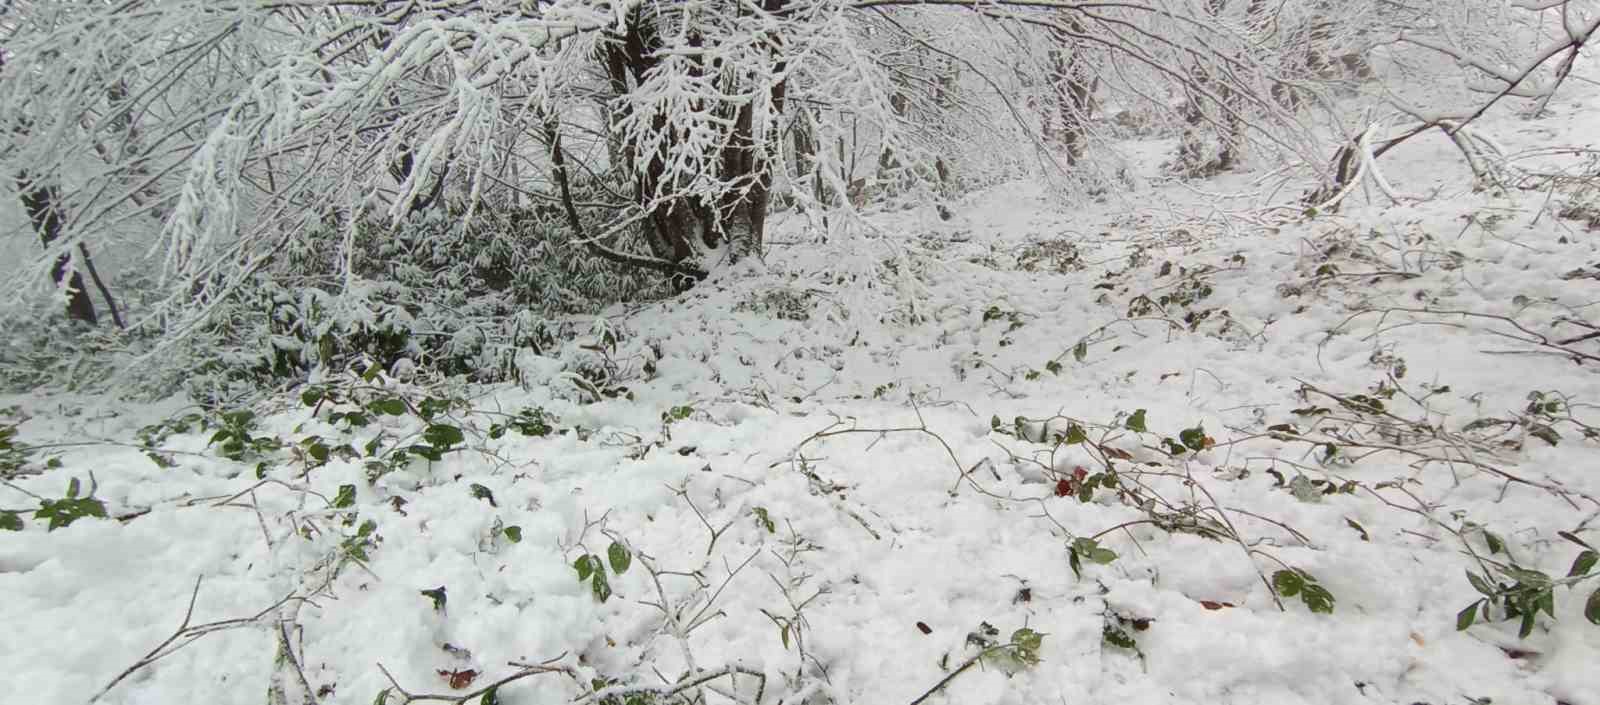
0;206;665;402
0;313;125;393
161;206;665;402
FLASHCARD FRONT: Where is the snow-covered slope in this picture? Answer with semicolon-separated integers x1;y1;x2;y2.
4;72;1600;705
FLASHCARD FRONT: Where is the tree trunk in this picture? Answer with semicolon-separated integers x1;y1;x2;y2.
1047;14;1096;165
1175;1;1244;175
598;1;788;264
599;6;703;263
17;172;99;325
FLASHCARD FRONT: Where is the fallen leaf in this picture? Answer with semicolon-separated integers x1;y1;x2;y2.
438;669;478;689
1101;445;1133;460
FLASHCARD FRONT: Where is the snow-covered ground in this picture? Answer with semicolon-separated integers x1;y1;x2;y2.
5;74;1600;705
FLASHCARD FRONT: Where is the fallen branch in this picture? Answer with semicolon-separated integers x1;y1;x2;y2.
90;576;307;703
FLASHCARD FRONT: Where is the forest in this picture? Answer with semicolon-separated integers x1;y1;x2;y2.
2;1;1600;704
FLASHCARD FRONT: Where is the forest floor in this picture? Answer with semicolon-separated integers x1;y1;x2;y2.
5;74;1600;705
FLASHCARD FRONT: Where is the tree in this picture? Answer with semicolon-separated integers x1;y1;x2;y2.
2;43;116;326
2;0;1584;352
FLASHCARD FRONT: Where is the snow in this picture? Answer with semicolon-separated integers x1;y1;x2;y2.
6;66;1600;705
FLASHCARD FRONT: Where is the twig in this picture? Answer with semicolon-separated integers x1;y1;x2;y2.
578;665;766;705
90;577;303;703
375;657;574;705
906;643;1024;705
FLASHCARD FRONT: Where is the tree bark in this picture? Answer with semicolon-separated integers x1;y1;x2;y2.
1046;13;1096;165
16;173;99;325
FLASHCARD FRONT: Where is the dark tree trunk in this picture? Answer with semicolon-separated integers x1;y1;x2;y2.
595;1;788;265
17;173;99;325
599;6;704;263
5;50;120;327
1046;14;1096;165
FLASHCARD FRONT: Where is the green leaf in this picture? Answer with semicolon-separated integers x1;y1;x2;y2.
575;555;596;582
780;624;791;650
372;687;392;705
423;424;465;449
1101;624;1136;650
1344;517;1370;541
333;484;357;509
1483;529;1505;555
1011;627;1045;653
990;415;1002;432
1064;424;1087;444
66;477;81;499
1125;409;1147;433
752;507;776;533
591;571;612;602
1272;570;1304;598
1072;340;1087;362
1559;530;1594;550
1506;566;1550;588
1569;550;1598;578
1288;475;1322;503
420;586;447;612
1070;538;1117;565
1585;587;1600;626
1179;425;1207;452
1300;584;1336;614
503;526;522;543
301;388;324;407
1466;571;1496;597
469;484;497;507
1517;609;1537;638
370;398;407;416
0;511;22;531
1068;546;1082;579
607;541;632;575
1529;423;1561;446
418;397;454;421
480;685;499;705
1456;601;1480;631
35;496;107;531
